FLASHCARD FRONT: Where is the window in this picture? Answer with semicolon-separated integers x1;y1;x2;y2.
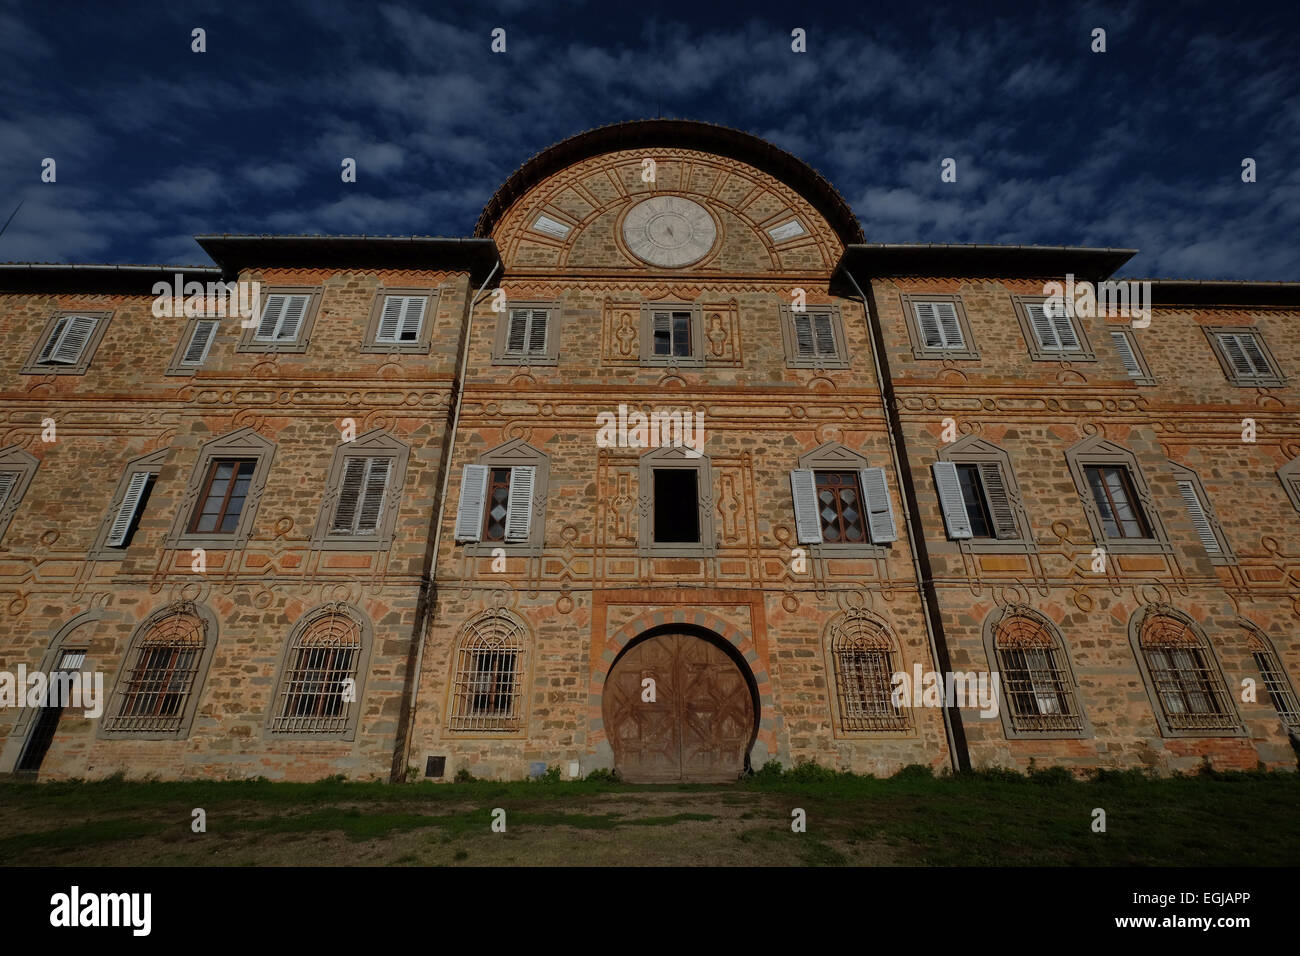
1012;296;1095;361
0;446;39;546
88;449;167;560
1205;327;1285;386
900;294;979;360
1108;328;1156;384
102;603;217;738
931;437;1032;552
639;303;704;366
984;608;1087;738
1245;626;1300;730
790;443;896;553
493;300;560;365
1064;436;1168;554
1167;462;1233;564
1279;455;1300;513
639;444;714;555
826;611;910;733
313;430;410;550
166;426;275;550
236;287;322;353
21;311;112;375
9;610;100;772
779;303;850;368
166;318;219;374
452;439;547;552
1129;606;1240;736
364;288;438;353
448;610;528;733
267;604;370;739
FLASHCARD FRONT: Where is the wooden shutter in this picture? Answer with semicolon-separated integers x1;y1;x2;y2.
183;320;219;365
400;297;427;341
789;469;822;544
37;318;69;363
934;302;963;348
0;472;19;512
330;457;367;533
1240;335;1271;376
376;296;405;342
526;310;548;354
504;465;536;542
506;310;529;352
913;302;944;348
106;471;152;547
1049;304;1079;349
454;465;489;542
793;313;815;355
1109;331;1141;377
652;311;671;353
256;294;287;339
276;294;309;340
812;313;836;355
859;467;897;543
932;461;973;539
977;462;1018;539
1177;479;1221;554
1025;302;1060;349
50;315;96;364
355;458;391;535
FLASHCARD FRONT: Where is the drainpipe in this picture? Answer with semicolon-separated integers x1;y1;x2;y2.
842;267;970;773
396;258;500;779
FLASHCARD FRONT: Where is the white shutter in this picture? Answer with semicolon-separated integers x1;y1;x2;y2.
400;297;427;341
276;294;309;340
0;472;19;512
812;313;836;355
526;310;548;354
355;458;391;535
789;469;822;544
331;457;367;533
913;302;944;348
934;302;964;348
859;467;897;543
37;318;69;363
1110;331;1141;377
793;313;815;355
932;461;973;539
1177;480;1221;555
506;310;529;352
1025;302;1061;350
1049;305;1079;349
978;463;1018;539
504;465;536;542
454;465;490;542
1240;335;1271;376
376;296;404;342
256;294;287;339
106;471;152;546
182;320;219;366
50;315;96;364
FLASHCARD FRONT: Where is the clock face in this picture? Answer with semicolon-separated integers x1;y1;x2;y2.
622;196;717;267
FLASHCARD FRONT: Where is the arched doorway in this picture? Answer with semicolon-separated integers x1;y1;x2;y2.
602;630;756;783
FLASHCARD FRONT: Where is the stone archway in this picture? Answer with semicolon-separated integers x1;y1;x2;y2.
602;629;757;783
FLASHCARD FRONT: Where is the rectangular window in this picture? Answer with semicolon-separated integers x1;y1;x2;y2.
1025;300;1080;351
36;314;99;366
792;311;838;357
481;467;513;542
1084;465;1150;539
1214;331;1277;382
469;649;518;715
653;311;693;358
912;301;965;350
106;471;157;548
505;308;549;356
955;464;994;538
375;296;427;344
815;471;868;544
653;469;699;543
253;293;312;342
188;459;256;534
180;320;219;366
329;457;392;536
276;646;356;723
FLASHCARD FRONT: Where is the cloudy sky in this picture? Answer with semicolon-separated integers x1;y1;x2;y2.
1;0;1297;279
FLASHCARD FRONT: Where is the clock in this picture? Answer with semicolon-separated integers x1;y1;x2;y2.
622;196;717;267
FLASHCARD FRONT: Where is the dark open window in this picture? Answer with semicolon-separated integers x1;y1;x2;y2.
815;471;867;544
188;458;256;535
1084;465;1150;539
653;469;699;543
653;311;692;358
955;464;995;539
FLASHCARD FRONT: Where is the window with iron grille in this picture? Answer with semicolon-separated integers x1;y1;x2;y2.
1246;629;1300;730
188;458;256;534
269;607;364;736
104;606;210;736
1205;327;1284;386
448;611;527;732
828;612;909;732
1136;611;1239;734
992;612;1085;735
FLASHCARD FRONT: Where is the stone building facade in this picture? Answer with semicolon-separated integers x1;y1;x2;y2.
0;120;1296;782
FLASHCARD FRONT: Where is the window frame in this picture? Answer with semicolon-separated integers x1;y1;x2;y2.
638;444;714;557
165;316;222;375
1243;623;1300;732
982;606;1090;740
0;445;39;546
21;310;113;375
457;439;549;556
235;286;323;354
792;442;894;558
445;609;530;737
1107;326;1156;385
1167;461;1235;565
1064;435;1170;555
1279;455;1300;513
824;611;913;737
639;302;705;367
264;603;372;740
88;448;168;560
779;303;850;368
311;429;411;551
362;286;440;354
492;299;561;365
935;435;1035;554
1127;605;1244;738
165;426;275;551
1203;326;1285;387
1011;294;1096;362
899;294;980;360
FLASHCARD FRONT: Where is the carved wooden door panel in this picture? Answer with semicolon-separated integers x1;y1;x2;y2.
603;633;753;783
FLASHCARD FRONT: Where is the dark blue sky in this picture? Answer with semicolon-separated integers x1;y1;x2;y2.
2;0;1297;279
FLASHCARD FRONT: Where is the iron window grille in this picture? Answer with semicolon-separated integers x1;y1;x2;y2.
830;613;909;732
1139;614;1237;732
105;609;206;734
1248;633;1300;729
269;608;362;735
994;614;1084;734
448;612;526;732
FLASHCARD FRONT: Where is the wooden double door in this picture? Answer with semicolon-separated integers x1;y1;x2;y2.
603;632;755;783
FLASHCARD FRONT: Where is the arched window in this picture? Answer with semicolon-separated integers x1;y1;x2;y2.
1244;624;1299;731
268;604;370;738
1130;607;1239;735
827;611;909;732
448;610;528;732
104;603;216;737
985;607;1086;737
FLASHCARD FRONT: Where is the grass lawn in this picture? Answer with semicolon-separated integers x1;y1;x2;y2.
1;765;1296;866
